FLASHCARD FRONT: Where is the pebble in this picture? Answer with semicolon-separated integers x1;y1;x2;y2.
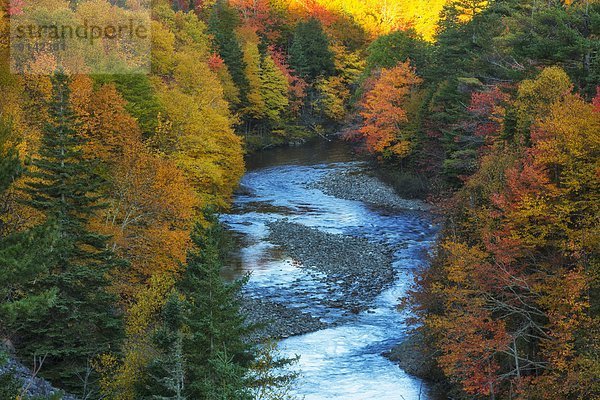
267;221;395;312
309;169;430;211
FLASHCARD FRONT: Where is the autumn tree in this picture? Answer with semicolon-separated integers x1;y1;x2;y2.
152;4;245;207
71;77;197;298
98;273;178;400
514;66;572;142
209;53;242;108
439;0;490;28
230;0;275;35
260;52;290;126
270;47;307;116
410;67;600;399
92;74;162;138
92;9;245;394
359;62;423;159
11;72;124;395
313;44;364;124
525;92;600;398
241;27;267;121
314;76;350;123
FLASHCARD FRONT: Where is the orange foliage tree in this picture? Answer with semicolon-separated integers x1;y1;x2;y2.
359;61;422;158
71;76;197;299
270;46;307;116
410;67;600;399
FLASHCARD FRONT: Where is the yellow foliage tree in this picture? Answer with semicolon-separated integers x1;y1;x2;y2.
151;6;245;208
514;66;573;140
71;76;197;299
286;0;453;41
240;26;267;120
97;274;176;400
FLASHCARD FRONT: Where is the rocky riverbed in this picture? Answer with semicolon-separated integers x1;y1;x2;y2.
242;297;329;339
238;165;432;341
242;220;396;339
268;221;395;311
310;168;430;211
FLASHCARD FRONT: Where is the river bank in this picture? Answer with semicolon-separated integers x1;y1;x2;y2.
310;167;431;211
239;164;430;340
223;141;438;399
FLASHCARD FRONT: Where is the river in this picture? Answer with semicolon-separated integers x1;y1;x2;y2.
222;140;438;400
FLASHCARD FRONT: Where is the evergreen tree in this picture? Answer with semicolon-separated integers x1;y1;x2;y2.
289;18;335;82
138;212;299;399
137;295;187;400
209;0;250;105
8;72;124;396
365;30;431;78
178;214;254;400
0;118;20;196
0;118;56;347
250;340;299;400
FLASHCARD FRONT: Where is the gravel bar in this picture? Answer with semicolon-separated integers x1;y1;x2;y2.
267;221;395;313
310;169;430;211
243;298;329;339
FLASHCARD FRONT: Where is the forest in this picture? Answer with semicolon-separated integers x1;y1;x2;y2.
0;0;599;399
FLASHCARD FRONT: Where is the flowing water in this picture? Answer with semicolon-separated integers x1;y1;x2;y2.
222;141;438;400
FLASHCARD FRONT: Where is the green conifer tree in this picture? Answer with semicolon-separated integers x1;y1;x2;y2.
138;212;299;399
137;294;187;400
0;118;20;196
9;72;124;396
0;118;56;348
209;0;250;105
289;18;335;82
178;214;254;400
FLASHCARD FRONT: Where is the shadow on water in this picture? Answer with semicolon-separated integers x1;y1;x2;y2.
245;139;366;171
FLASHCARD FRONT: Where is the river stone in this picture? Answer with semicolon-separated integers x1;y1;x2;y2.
267;220;395;312
309;168;430;211
242;297;328;339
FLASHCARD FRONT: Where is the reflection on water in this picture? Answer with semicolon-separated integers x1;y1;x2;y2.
245;139;365;171
223;140;438;400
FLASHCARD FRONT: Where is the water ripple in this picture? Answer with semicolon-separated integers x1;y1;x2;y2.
223;160;438;400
